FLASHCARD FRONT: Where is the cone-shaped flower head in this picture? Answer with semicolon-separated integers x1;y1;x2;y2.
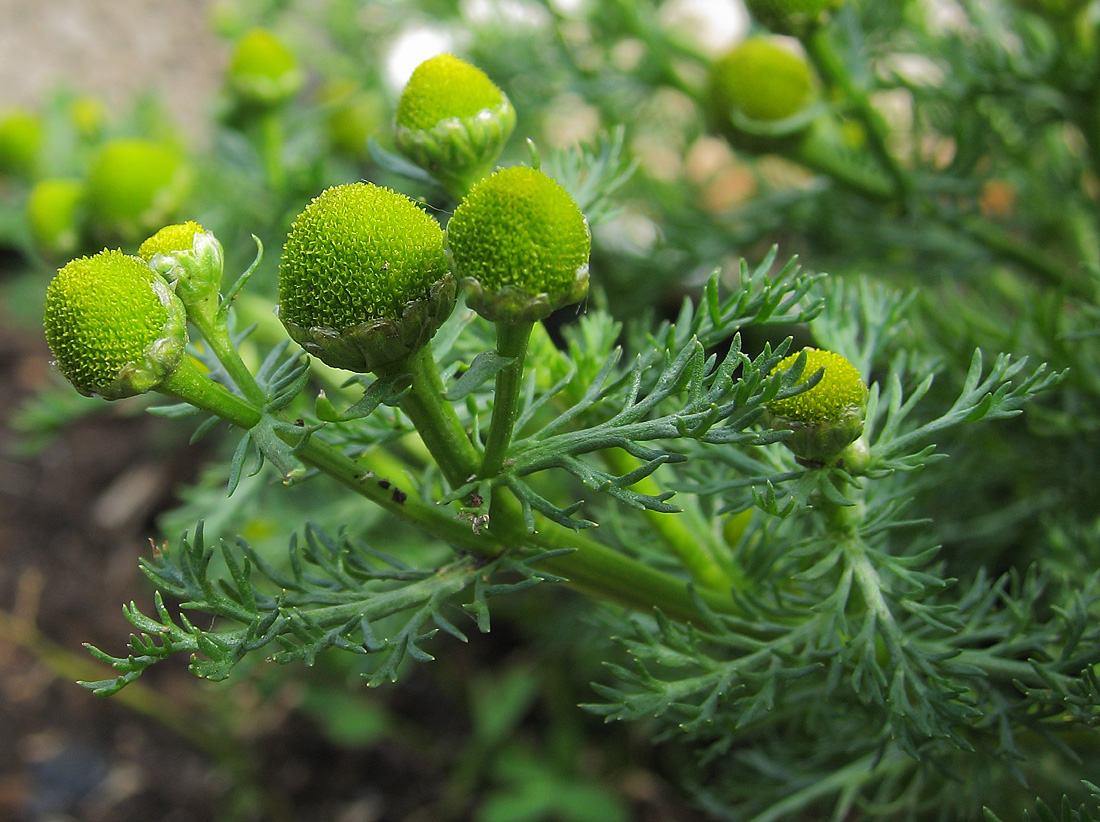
445;166;590;322
394;54;516;198
27;178;85;257
278;183;455;372
140;221;225;324
0;107;43;177
767;347;867;463
85;139;192;243
44;249;188;399
744;0;845;32
227;28;304;107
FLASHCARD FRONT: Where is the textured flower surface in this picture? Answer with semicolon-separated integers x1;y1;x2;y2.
768;347;866;422
279;183;448;330
445;166;589;321
43;249;187;398
395;54;507;132
139;221;205;260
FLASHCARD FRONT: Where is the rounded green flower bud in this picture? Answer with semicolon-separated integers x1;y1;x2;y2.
226;28;304;108
85;139;192;243
744;0;845;33
0;107;43;178
278;183;455;372
445;166;590;323
69;96;107;140
394;54;516;199
708;38;817;151
140;221;225;324
320;80;385;160
43;249;188;399
27;178;85;258
766;347;867;464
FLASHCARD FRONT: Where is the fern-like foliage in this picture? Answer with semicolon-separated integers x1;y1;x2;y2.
81;523;566;696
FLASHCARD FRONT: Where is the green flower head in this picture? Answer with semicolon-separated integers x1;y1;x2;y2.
27;178;85;257
0;107;43;177
744;0;845;32
278;183;455;372
710;38;814;124
85;139;192;243
394;54;516;199
227;28;304;107
445;166;590;322
767;347;867;464
44;249;188;399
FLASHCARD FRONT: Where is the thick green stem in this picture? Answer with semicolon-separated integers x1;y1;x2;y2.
601;448;737;592
190;314;269;408
384;343;482;488
157;350;745;624
481;320;533;479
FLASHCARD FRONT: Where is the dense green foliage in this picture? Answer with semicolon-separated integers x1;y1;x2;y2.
6;0;1100;819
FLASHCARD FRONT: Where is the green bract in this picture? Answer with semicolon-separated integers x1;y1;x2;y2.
394;54;516;199
744;0;845;32
278;183;455;372
445;166;590;322
767;347;867;463
43;249;188;400
85;139;192;243
227;28;304;107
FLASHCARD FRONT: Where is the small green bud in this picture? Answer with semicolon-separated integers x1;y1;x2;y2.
278;183;455;372
226;28;304;107
139;222;225;323
445;166;590;323
85;139;192;243
767;347;867;464
68;96;107;140
708;38;817;151
744;0;845;33
394;54;516;198
0;107;43;178
27;178;85;257
43;249;188;399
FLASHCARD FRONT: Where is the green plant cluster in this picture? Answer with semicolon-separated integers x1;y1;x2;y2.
9;0;1100;820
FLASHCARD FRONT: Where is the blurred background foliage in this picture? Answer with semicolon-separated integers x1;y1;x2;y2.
1;0;1098;819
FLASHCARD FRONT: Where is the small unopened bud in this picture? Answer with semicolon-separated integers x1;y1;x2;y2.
0;107;43;178
139;222;225;323
767;347;867;464
43;249;188;399
226;28;304;108
394;54;516;198
445;166;590;323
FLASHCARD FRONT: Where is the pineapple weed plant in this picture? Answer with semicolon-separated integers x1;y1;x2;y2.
23;0;1100;818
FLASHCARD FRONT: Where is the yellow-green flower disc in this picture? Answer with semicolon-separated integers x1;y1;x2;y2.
711;38;814;123
44;249;187;398
445;166;590;321
768;348;865;423
139;221;205;261
279;183;448;330
395;54;506;132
